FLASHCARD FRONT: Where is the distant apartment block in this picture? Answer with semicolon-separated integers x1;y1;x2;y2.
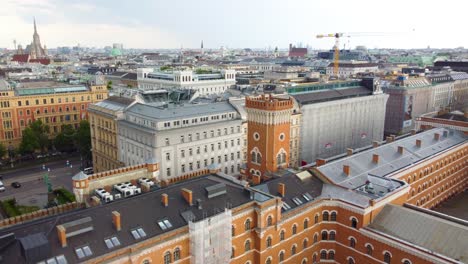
136;68;236;95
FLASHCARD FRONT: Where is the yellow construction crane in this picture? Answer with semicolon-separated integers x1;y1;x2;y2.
316;33;344;77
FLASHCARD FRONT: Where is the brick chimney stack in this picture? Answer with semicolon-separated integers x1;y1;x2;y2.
161;193;169;207
278;183;285;197
343;165;351;176
112;211;121;231
372;154;380;164
181;188;193;206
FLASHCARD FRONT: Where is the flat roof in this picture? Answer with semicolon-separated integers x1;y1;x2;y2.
125;101;238;121
0;174;261;263
292;86;372;105
316;128;466;195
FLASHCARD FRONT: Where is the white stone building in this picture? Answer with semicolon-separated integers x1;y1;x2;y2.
326;62;379;78
118;102;244;180
136;68;236;95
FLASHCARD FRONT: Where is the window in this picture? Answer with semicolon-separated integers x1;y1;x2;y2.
173;248;180;261
231;247;235;258
351;218;357;228
329;231;335;240
244;240;251;252
131;228;147;239
291;245;296;255
266;237;272;247
328;251;335;260
279;251;285;262
350;238;356;248
314;214;319;224
104;236;121;249
320;250;327;259
232;226;235;236
323;212;329;221
330;212;337;221
384;252;391;264
166;153;170;161
303;238;308;249
321;231;328;240
166;168;171;177
303;219;309;229
266;258;272;264
403;260;411;264
292;224;297;235
348;257;355;264
280;230;285;241
267;216;273;226
75;245;93;259
245;219;251;231
164;251;172;264
313;233;318;244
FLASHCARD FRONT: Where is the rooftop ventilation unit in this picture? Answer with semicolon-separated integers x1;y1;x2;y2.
19;233;50;263
205;183;227;199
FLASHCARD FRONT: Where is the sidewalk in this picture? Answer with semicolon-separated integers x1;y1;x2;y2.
0;154;81;174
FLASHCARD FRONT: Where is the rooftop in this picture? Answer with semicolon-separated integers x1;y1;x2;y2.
291;86;372;105
315;128;466;196
0;174;262;263
125;101;238;121
368;204;468;262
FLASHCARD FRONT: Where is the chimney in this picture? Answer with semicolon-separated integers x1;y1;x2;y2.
252;175;261;185
181;188;193;206
161;193;169;207
57;225;67;248
372;154;380;164
397;146;404;154
372;141;380;148
346;148;353;156
316;159;327;166
343;165;351;176
443;130;448;137
411;129;417;135
434;133;440;141
278;183;285;197
390;134;396;142
416;139;422;148
386;136;393;143
112;211;121;231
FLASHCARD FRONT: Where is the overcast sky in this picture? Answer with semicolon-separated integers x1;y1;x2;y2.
2;0;467;50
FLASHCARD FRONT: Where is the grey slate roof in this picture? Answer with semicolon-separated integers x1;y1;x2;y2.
292;86;372;105
0;174;260;263
126;101;237;121
368;204;468;262
316;128;466;191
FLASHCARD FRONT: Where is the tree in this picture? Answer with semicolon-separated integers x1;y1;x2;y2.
19;120;50;154
75;120;92;161
107;80;112;90
0;143;6;158
54;125;75;153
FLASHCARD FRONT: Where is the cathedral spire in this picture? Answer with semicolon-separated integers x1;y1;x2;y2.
33;17;37;34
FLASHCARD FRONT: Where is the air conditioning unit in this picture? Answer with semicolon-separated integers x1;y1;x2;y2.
114;193;122;199
134;188;141;195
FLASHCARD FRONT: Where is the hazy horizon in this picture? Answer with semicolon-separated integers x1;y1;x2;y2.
2;0;468;50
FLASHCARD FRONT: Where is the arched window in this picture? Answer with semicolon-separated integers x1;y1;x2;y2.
164;251;172;264
330;212;337;221
280;230;285;241
292;224;297;235
303;238;308;249
351;218;357;228
323;212;329;221
350;238;356;248
279;251;285;262
173;248;180;261
251;152;257;163
304;219;309;229
403;260;411;264
366;245;373;256
266;237;272;247
313;254;317;262
231;247;235;258
302;259;307;264
244;240;251;252
245;219;251;231
267;216;273;226
291;245;297;255
348;257;355;264
313;233;318;243
329;231;336;240
232;225;235;236
320;250;327;259
266;257;272;264
328;251;335;260
321;231;328;240
314;214;319;224
142;260;151;264
257;153;262;163
384;252;391;264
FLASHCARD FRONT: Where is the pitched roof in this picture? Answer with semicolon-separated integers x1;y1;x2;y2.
368;204;468;262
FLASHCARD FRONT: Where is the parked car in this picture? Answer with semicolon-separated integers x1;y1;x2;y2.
11;182;21;188
0;180;5;192
83;167;94;175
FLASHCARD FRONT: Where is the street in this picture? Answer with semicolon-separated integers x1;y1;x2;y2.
0;156;82;207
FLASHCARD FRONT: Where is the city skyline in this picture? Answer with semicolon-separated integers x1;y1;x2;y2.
2;0;468;50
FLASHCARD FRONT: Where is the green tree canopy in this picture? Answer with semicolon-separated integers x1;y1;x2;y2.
54;125;76;153
19;127;40;154
19;120;50;154
0;143;6;158
75;120;92;161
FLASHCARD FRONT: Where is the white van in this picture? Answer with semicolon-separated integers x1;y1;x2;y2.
0;180;5;192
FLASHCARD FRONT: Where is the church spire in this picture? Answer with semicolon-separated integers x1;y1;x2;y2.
33;17;37;34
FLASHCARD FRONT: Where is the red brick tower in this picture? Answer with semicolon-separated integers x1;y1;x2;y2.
245;94;294;180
